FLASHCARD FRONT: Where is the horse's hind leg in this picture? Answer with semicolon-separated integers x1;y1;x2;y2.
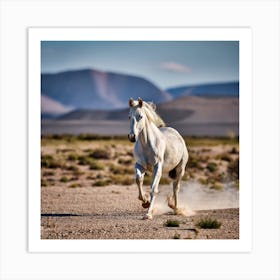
172;179;181;214
135;163;149;207
168;160;186;214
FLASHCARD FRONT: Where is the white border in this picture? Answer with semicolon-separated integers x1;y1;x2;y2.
28;27;252;253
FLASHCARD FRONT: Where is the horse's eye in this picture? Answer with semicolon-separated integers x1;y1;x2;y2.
128;116;131;120
139;115;143;120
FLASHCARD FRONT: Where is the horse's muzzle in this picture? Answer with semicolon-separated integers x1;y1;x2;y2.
128;134;136;142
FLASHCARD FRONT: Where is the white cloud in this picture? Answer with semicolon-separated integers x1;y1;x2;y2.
160;61;191;73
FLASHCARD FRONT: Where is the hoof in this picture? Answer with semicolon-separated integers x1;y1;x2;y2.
142;201;150;208
142;214;152;220
167;197;175;210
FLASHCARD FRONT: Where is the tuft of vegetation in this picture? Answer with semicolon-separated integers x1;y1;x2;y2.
41;154;64;169
164;219;180;227
78;155;94;166
109;164;134;175
92;179;111;187
109;174;134;185
215;153;232;162
198;177;208;185
41;179;47;187
206;162;218;172
229;146;239;154
196;217;222;229
173;233;181;239
65;164;79;172
118;157;133;165
210;182;223;191
89;148;111;160
187;155;202;169
60;176;69;183
160;176;171;184
78;155;104;170
89;161;104;170
43;171;55;176
68;183;81;188
67;153;79;161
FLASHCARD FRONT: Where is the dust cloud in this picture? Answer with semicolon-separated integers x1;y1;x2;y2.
154;181;239;216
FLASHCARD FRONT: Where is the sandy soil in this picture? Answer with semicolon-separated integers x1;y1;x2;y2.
41;184;239;239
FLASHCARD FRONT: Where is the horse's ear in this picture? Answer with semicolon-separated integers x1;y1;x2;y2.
138;97;143;108
128;98;134;107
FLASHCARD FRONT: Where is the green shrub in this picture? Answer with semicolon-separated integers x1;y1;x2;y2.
41;179;47;187
118;157;133;165
109;164;134;175
78;155;94;165
198;177;208;185
210;182;223;191
89;148;111;159
68;183;81;188
206;162;217;172
67;153;79;161
196;218;221;229
65;165;80;172
60;176;69;183
164;219;180;227
215;153;232;162
173;233;181;239
41;154;64;169
92;179;111;187
89;161;104;170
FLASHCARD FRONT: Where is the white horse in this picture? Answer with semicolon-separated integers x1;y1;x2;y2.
128;97;188;219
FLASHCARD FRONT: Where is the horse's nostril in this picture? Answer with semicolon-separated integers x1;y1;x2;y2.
128;134;136;142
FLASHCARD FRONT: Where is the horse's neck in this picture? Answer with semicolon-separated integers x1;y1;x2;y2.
138;120;161;148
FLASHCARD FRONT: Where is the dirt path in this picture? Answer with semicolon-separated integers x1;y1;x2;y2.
41;184;239;239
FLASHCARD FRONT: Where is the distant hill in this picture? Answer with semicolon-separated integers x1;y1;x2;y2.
166;81;239;98
59;96;238;124
41;69;171;116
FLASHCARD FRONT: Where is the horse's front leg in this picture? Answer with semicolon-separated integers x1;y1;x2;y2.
145;162;163;220
135;163;148;206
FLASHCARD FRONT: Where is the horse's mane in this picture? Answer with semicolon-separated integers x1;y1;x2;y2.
142;101;165;128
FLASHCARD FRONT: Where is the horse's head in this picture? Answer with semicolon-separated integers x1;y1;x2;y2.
128;97;145;142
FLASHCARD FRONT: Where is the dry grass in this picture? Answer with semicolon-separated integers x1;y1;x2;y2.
41;135;239;192
196;218;222;229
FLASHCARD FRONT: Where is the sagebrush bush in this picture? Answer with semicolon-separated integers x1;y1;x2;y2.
164;219;180;227
92;179;111;187
41;154;64;169
89;148;111;160
206;162;217;172
196;218;221;229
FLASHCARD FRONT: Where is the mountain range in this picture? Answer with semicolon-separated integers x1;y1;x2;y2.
41;69;171;115
41;69;239;118
58;96;238;124
166;81;239;98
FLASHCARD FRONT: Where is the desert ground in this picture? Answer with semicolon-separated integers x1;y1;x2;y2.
41;135;239;239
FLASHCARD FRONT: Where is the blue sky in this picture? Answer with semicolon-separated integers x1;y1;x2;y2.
41;41;239;89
